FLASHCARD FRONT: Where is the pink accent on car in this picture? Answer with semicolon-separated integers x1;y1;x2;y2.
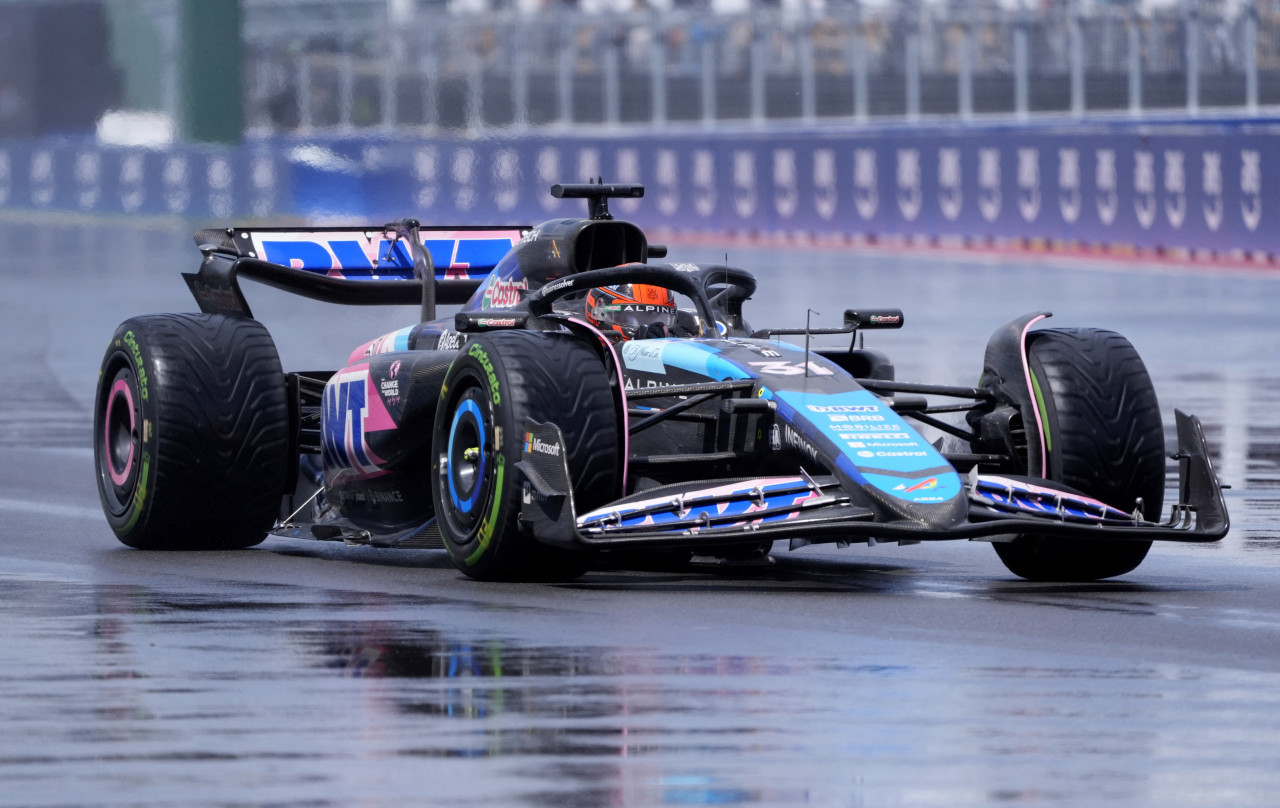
1020;314;1050;478
105;378;135;486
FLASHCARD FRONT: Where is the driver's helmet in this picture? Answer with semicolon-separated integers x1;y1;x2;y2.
585;284;679;341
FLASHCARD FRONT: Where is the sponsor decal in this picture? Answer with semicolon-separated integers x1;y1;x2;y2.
208;156;233;218
540;276;575;296
122;331;149;401
978;147;1001;222
468;343;501;404
481;276;529;308
1164;149;1187;229
251;156;275;218
1017;147;1041;223
854;148;878;221
453;146;477;211
1096;148;1118;225
340;489;406;506
733;149;757;218
1134;150;1157;229
781;423;819;462
120;152;144;212
188;279;244;315
656;149;680;216
162;154;189;213
29;149;53;207
75;150;101;210
621;341;666;374
808;404;880;415
1241;149;1262;231
896;148;922;222
1058;147;1081;224
436;330;465;351
623;377;675;390
693;149;717;217
413;145;439;209
774;148;798;219
815;148;838;221
321;367;394;475
1202;151;1224;231
252;230;519;276
492;148;519;211
476;317;517;328
938;147;962;222
523;432;561;457
868;314;900;325
536;147;562;211
671;263;701;273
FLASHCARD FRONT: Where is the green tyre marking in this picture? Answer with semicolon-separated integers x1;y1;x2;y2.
464;455;505;567
1030;368;1053;455
121;451;151;533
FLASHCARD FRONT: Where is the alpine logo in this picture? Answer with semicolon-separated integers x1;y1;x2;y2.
895;477;938;493
523;432;561;457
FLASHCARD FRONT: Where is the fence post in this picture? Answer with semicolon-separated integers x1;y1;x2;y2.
1245;0;1258;113
905;7;921;121
853;6;868;123
651;25;666;126
558;25;573;126
700;29;716;125
512;26;528;129
1014;13;1028;119
1128;2;1142;115
800;20;816;123
604;26;620;127
1070;1;1085;117
1185;0;1200;114
959;10;973;121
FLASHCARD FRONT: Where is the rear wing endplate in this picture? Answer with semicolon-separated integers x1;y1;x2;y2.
183;219;528;321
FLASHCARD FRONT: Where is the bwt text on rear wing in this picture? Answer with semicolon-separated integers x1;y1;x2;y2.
182;220;529;321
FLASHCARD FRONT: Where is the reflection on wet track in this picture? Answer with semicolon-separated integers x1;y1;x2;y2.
3;220;1280;806
4;569;1279;807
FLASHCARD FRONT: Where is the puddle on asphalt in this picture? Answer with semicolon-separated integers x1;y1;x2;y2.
3;572;1280;806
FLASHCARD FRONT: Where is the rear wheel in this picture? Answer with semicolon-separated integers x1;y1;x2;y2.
432;331;618;581
94;314;290;550
992;328;1165;581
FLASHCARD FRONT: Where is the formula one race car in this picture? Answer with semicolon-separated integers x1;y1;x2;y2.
93;183;1230;582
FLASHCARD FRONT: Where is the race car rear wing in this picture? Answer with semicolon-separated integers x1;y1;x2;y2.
183;219;528;321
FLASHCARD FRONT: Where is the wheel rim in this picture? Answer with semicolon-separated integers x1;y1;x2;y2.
443;385;490;538
98;364;140;516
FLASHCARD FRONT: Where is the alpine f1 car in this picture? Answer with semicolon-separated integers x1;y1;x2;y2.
94;182;1229;582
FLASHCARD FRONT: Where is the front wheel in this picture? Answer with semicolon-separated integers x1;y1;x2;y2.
94;314;290;550
431;331;618;581
992;328;1165;581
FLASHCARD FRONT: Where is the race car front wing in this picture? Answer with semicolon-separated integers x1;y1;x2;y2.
518;410;1229;551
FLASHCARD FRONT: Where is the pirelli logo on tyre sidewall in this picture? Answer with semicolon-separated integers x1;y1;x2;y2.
468;343;501;404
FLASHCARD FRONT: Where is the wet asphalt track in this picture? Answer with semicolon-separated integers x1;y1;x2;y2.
2;217;1279;807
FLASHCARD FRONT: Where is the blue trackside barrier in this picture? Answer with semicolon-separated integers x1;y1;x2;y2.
3;119;1279;260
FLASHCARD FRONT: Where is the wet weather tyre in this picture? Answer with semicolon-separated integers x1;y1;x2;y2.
993;328;1165;581
432;331;618;581
94;314;291;550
